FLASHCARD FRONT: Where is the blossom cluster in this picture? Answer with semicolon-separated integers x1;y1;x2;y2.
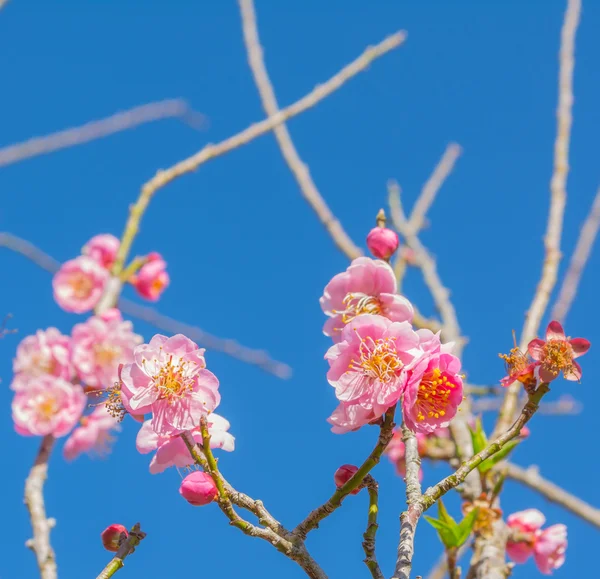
53;234;169;314
320;257;464;435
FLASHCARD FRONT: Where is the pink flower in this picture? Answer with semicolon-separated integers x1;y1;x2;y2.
179;471;218;506
12;328;72;388
101;524;128;552
136;413;234;474
120;334;220;435
63;405;120;461
71;310;142;389
528;321;590;382
12;375;87;437
402;350;464;434
53;256;109;313
82;234;120;270
385;428;425;480
333;464;361;494
533;524;567;575
506;509;546;564
326;315;422;434
132;255;169;301
320;257;414;343
366;227;400;259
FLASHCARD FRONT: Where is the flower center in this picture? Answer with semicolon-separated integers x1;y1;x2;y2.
152;356;194;403
349;336;403;382
542;340;574;377
339;293;383;324
37;395;58;420
151;278;165;292
69;273;93;298
94;343;122;367
31;352;56;375
415;368;457;421
499;347;536;386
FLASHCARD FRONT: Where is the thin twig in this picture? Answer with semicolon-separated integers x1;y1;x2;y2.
112;30;407;274
551;186;600;322
0;232;291;378
494;0;581;439
95;523;147;579
506;463;600;528
472;393;581;415
24;435;57;579
362;477;384;579
0;100;202;168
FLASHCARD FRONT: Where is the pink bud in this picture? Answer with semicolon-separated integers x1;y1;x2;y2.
334;464;361;494
366;227;399;259
146;251;163;262
132;257;169;302
101;524;128;552
519;425;530;439
98;308;123;323
179;471;218;506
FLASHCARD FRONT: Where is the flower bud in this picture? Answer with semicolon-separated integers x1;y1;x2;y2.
179;471;218;506
366;227;399;260
101;524;128;552
334;464;361;494
132;255;169;302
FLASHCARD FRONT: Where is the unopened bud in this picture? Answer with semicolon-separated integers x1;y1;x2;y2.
334;464;361;495
179;471;218;506
101;524;128;552
367;227;399;260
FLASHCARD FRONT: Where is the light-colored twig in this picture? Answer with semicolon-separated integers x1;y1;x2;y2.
472;393;581;415
95;523;147;579
112;30;407;275
494;0;581;439
24;435;57;579
0;100;202;168
551;186;600;322
239;0;381;260
0;232;291;378
362;477;384;579
506;463;600;528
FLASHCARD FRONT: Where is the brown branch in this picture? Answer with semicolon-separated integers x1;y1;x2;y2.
506;463;600;528
95;523;147;579
0;232;291;378
551;186;600;322
24;435;57;579
0;100;202;168
494;0;581;439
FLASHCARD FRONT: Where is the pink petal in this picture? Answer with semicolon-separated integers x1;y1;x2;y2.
136;420;160;453
563;360;582;381
569;338;590;358
539;366;558;383
546;321;566;342
528;338;545;361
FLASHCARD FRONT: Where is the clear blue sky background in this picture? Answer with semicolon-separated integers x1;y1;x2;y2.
1;1;599;577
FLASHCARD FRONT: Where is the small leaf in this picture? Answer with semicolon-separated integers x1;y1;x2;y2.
455;507;480;546
479;440;520;473
468;417;488;455
424;515;460;548
438;499;458;528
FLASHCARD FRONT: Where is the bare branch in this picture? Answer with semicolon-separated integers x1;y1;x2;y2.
495;0;581;438
95;523;147;579
0;100;201;168
506;463;600;528
551;186;600;322
362;477;384;579
472;393;581;415
24;435;57;579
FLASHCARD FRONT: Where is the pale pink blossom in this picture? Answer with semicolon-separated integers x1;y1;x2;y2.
136;413;234;474
63;405;121;461
120;334;220;435
506;509;546;564
179;471;218;506
132;255;169;301
528;321;590;382
533;524;567;575
71;310;142;389
12;375;86;437
82;234;120;270
326;314;422;433
12;328;72;389
366;227;399;259
53;256;109;313
402;350;463;434
320;257;414;342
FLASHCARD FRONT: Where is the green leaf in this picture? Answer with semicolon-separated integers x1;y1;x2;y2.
437;499;458;528
424;515;460;548
468;417;488;455
454;507;480;546
478;440;520;473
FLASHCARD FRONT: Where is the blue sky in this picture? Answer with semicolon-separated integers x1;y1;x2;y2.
1;1;599;578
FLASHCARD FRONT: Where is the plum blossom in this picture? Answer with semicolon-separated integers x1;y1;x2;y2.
71;309;142;388
12;328;72;389
12;375;87;437
320;257;414;342
132;254;169;301
366;227;399;260
63;405;121;461
528;321;590;382
82;234;120;270
326;314;422;433
499;346;537;389
136;413;234;474
53;256;109;313
534;524;567;575
120;334;220;435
